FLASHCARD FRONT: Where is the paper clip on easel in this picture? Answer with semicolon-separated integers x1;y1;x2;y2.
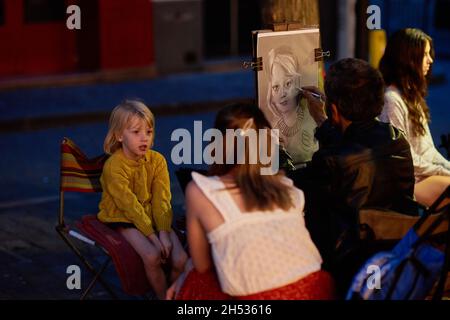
315;48;331;61
243;57;263;71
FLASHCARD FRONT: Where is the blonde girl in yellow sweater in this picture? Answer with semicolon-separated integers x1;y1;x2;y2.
98;100;187;300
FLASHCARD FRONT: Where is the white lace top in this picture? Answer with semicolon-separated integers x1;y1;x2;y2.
380;86;450;182
191;172;322;296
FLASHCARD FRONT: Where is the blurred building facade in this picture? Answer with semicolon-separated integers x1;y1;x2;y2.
371;0;450;58
0;0;448;79
0;0;154;77
0;0;262;78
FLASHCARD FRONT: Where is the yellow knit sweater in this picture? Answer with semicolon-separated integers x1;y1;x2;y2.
98;148;172;236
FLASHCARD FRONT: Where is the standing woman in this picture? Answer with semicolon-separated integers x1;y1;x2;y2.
379;28;450;209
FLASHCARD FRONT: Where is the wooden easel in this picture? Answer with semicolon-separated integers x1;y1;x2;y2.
246;22;329;96
270;22;319;32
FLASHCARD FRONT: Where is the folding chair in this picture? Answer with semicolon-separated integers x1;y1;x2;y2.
331;188;450;298
356;187;450;299
173;167;208;245
55;137;151;299
359;186;450;243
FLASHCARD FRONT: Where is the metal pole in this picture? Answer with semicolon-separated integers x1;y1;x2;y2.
337;0;357;59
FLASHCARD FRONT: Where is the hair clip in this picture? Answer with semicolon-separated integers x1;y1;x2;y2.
239;118;254;136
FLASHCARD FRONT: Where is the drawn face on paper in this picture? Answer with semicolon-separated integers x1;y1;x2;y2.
271;63;299;115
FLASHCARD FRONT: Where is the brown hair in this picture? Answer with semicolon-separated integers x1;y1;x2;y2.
104;100;155;154
209;103;294;212
325;58;385;121
379;28;433;136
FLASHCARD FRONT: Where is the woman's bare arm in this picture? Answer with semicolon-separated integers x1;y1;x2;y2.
185;181;213;273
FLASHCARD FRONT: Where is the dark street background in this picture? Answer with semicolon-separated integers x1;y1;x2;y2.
0;59;449;299
0;66;253;299
1;0;450;299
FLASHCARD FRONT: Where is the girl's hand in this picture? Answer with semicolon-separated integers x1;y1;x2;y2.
147;233;164;259
159;231;173;260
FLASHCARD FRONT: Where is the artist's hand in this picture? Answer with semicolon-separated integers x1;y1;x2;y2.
301;86;327;126
159;230;173;261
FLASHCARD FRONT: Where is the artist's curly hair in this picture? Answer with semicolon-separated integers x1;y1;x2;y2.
379;28;433;136
325;58;385;122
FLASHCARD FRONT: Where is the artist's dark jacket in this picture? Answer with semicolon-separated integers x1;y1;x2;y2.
289;119;416;266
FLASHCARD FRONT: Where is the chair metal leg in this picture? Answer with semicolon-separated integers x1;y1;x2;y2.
56;226;118;299
433;213;450;300
80;257;111;300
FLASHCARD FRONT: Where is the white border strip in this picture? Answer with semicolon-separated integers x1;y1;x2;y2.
69;230;96;246
257;28;319;38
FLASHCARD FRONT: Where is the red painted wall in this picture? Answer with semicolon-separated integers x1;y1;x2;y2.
0;0;77;77
98;0;154;70
0;0;154;77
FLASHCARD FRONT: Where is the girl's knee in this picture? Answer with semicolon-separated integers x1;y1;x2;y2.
173;251;188;271
142;251;161;268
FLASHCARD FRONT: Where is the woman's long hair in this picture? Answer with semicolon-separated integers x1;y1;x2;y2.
209;103;294;212
379;28;433;136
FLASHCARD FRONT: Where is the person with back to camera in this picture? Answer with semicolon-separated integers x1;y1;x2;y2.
166;103;335;300
296;58;417;297
266;45;319;167
379;28;450;210
97;100;187;300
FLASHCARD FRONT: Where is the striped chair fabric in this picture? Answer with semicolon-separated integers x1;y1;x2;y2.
60;138;108;193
